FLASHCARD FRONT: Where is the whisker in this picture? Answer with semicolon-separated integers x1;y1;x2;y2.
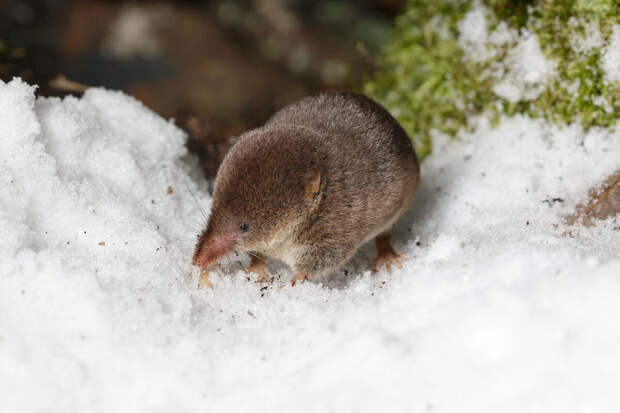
184;181;209;223
180;220;203;231
187;216;206;230
246;251;266;264
163;168;209;225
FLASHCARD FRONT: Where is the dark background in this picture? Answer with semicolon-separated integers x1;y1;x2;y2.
0;0;403;176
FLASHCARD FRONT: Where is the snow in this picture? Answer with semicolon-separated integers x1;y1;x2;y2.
457;4;517;63
457;4;493;63
492;30;557;103
569;18;604;54
2;77;620;412
566;19;620;86
602;25;620;84
456;4;556;104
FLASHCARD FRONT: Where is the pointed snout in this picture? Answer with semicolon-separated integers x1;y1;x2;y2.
192;228;238;270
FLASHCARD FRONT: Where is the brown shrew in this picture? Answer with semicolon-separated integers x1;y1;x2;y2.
193;92;420;285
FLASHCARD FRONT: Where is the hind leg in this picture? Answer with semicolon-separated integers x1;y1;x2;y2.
373;233;405;273
291;242;353;286
290;269;310;286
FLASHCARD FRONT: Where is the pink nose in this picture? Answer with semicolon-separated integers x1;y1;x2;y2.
192;230;237;269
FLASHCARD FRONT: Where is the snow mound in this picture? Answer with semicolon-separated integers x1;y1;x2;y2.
2;78;620;412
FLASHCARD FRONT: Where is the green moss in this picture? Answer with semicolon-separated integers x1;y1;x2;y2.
529;0;620;128
365;0;474;159
486;0;533;27
365;0;620;161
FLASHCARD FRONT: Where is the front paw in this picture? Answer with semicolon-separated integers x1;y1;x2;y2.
245;259;271;283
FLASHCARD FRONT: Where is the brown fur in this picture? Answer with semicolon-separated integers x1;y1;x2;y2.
193;92;420;279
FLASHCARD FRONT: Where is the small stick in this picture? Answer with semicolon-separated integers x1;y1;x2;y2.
49;75;90;94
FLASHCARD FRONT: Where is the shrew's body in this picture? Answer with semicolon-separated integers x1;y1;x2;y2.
193;92;419;284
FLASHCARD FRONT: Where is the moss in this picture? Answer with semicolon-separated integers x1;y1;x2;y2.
365;0;475;159
529;0;620;128
486;0;533;27
365;0;620;161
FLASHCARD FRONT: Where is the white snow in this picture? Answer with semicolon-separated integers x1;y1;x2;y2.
2;77;620;412
488;21;518;47
457;4;518;63
569;18;604;55
493;30;557;103
602;25;620;84
457;4;493;63
456;5;556;104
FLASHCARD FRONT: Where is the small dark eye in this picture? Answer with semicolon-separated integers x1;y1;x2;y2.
239;222;249;232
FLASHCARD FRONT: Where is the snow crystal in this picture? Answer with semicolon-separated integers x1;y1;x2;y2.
456;5;557;104
569;18;604;54
2;78;620;412
602;25;620;84
458;4;492;63
488;21;518;47
592;94;613;113
493;30;557;102
456;3;519;64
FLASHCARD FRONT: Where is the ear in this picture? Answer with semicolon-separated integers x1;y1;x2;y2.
304;169;323;202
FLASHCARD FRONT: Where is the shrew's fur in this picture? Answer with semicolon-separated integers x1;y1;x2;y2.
194;92;419;279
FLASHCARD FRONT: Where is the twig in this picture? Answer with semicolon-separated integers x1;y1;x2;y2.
49;75;90;94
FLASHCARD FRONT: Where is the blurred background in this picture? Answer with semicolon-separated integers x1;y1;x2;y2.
0;0;403;177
